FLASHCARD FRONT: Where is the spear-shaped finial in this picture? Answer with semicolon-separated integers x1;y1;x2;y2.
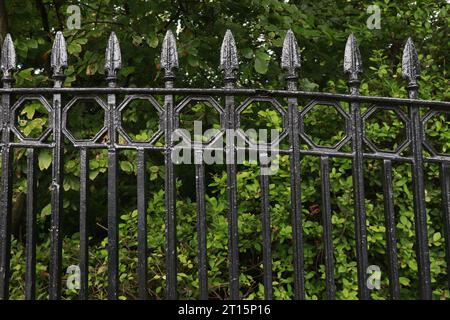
343;33;362;84
51;31;68;79
161;30;178;79
105;32;122;82
402;37;420;89
281;29;300;79
220;29;239;81
1;34;16;81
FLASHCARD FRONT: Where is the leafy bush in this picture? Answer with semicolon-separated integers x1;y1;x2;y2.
3;0;449;300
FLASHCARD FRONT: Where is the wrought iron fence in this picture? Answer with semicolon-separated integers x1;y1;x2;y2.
0;28;449;300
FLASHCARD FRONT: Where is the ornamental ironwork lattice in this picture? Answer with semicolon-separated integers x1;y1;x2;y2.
0;29;449;300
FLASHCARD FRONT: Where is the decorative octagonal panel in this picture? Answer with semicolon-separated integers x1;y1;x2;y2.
423;109;450;157
62;96;108;144
300;100;350;150
117;95;163;145
175;96;224;145
236;97;287;147
11;95;53;142
362;105;410;154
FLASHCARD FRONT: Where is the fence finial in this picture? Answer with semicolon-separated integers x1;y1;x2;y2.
402;37;420;88
281;29;300;78
161;30;178;79
105;32;122;81
220;29;238;80
343;33;362;83
51;31;68;78
1;34;16;81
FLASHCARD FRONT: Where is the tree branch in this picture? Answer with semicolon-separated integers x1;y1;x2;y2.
53;0;64;31
35;0;51;37
0;0;8;44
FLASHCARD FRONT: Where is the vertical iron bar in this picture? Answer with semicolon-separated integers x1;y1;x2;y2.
195;148;208;300
25;149;37;300
164;86;177;300
349;89;369;300
49;32;67;300
402;38;431;299
381;159;400;299
441;162;450;291
105;32;121;300
0;34;14;300
220;30;240;299
49;83;63;300
225;92;239;300
161;30;178;300
281;30;305;299
409;101;431;299
287;88;305;300
106;88;118;300
225;89;239;300
260;158;273;299
79;148;89;300
137;148;148;300
320;156;335;299
344;34;369;299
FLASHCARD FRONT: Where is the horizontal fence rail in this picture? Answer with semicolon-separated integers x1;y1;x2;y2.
0;28;449;300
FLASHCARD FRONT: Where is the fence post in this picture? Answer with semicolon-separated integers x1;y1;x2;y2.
0;34;15;300
402;37;431;299
441;162;450;291
78;147;89;300
49;31;67;300
343;33;369;300
161;30;178;300
50;31;67;300
105;31;121;300
281;29;305;300
220;30;240;300
381;159;400;299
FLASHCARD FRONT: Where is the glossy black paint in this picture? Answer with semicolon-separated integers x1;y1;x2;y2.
0;30;449;301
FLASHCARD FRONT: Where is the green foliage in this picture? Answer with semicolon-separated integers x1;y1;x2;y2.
3;0;449;300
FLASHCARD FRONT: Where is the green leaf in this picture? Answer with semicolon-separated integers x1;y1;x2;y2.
146;35;159;48
38;150;52;170
399;277;410;286
132;35;142;46
120;161;134;173
254;57;269;74
121;66;135;77
40;203;51;219
242;48;253;59
21;103;38;119
68;42;82;55
433;232;441;242
188;55;199;67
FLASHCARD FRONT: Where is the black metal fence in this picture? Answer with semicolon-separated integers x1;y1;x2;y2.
0;29;449;300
